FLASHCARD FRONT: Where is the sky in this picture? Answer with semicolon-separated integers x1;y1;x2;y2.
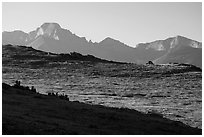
2;2;202;47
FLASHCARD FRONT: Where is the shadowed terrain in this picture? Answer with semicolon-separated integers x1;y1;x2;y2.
2;44;202;133
2;83;202;135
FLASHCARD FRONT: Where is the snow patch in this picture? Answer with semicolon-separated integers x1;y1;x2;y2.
146;42;165;51
170;37;178;49
44;23;56;36
157;44;165;51
36;27;44;38
54;35;59;40
190;41;201;48
53;29;59;40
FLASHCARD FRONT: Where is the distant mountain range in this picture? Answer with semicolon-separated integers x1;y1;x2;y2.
2;22;202;68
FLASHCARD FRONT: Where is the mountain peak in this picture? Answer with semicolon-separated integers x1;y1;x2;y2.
34;22;62;39
40;22;61;30
104;37;115;41
100;37;119;43
174;35;189;42
175;35;184;38
170;35;202;49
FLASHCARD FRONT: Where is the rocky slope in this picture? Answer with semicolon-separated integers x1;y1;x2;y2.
2;44;202;130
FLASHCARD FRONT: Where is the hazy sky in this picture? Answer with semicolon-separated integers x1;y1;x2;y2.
2;2;202;47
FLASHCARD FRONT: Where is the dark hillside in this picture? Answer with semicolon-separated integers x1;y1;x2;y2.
2;83;201;135
2;44;124;67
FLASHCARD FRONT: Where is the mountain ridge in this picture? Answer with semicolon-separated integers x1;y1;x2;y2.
2;22;202;67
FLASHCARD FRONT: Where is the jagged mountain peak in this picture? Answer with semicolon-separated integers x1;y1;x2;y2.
33;22;63;40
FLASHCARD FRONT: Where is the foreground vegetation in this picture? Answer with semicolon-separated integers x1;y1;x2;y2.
2;44;202;134
2;82;201;135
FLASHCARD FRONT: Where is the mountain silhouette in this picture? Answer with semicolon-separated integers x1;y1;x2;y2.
2;30;28;46
2;23;202;67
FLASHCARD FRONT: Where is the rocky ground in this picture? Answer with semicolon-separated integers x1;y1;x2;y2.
2;83;201;135
2;44;202;131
